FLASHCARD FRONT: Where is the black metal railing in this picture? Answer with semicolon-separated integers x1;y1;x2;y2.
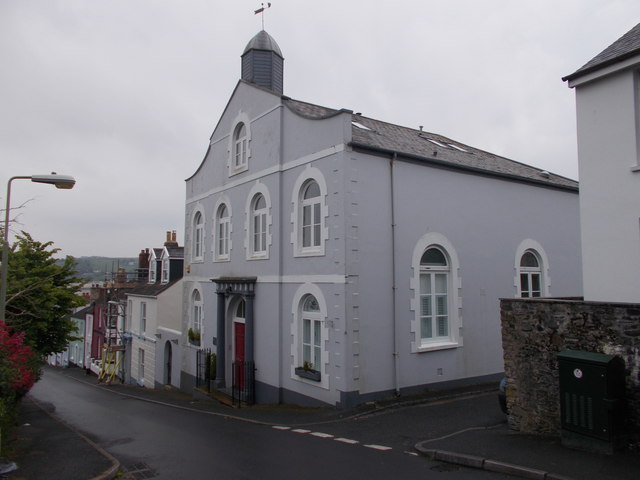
196;348;212;392
232;360;255;406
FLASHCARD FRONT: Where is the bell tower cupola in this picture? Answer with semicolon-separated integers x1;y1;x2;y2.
241;30;284;94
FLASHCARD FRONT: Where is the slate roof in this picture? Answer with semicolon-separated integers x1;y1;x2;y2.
283;98;578;191
563;22;640;82
71;304;93;319
165;246;184;259
126;278;181;298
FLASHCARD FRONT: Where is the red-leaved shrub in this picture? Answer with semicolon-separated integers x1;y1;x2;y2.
0;320;38;398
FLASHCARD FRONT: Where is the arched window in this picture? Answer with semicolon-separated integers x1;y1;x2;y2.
291;285;328;387
411;232;461;353
519;250;542;298
301;180;322;249
291;168;327;257
190;289;203;346
419;247;450;341
215;204;231;260
193;211;204;261
251;194;267;255
301;295;322;370
233;122;248;170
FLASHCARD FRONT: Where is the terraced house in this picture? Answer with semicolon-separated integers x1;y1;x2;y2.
181;30;582;407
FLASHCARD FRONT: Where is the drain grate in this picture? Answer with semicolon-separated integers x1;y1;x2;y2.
123;462;158;479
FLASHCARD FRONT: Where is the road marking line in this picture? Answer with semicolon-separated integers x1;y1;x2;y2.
404;451;419;456
364;444;392;451
272;426;291;430
310;432;334;438
335;438;359;444
291;428;311;434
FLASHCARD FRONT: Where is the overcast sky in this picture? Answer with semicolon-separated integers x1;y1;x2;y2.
1;1;638;258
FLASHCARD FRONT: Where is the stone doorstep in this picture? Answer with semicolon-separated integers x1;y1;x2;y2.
193;386;237;408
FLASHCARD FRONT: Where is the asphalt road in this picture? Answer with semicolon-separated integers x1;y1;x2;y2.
29;370;511;479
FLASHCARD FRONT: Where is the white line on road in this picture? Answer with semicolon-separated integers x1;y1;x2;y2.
272;426;291;430
334;438;359;444
364;444;393;451
310;432;334;438
291;428;311;434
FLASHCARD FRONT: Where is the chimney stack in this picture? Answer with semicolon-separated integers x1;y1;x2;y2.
138;249;150;270
164;230;179;247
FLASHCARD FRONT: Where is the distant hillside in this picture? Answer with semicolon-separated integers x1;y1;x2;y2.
60;256;139;283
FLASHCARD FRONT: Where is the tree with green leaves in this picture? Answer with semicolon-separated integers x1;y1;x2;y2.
4;232;85;356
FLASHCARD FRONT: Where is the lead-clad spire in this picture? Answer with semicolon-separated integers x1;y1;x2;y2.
241;30;284;94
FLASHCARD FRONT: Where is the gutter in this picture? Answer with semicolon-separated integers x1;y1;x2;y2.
349;142;579;193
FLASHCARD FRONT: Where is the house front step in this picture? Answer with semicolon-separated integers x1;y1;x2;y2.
193;386;237;408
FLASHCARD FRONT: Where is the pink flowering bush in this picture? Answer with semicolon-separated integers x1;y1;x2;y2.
0;320;39;454
0;320;38;397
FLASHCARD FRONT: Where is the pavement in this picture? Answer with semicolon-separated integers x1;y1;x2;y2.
5;365;640;480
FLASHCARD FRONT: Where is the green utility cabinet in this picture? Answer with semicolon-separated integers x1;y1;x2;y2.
557;349;625;453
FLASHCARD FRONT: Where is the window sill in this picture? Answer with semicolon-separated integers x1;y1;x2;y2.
631;165;640;173
213;257;230;263
294;367;321;382
229;165;248;177
248;253;268;261
294;249;325;258
415;341;459;353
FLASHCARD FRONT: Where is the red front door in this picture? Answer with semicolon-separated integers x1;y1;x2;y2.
234;322;245;387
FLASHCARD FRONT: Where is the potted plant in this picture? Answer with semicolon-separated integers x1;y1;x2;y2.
295;361;321;382
188;328;201;346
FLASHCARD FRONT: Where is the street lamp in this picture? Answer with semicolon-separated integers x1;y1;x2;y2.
0;174;76;321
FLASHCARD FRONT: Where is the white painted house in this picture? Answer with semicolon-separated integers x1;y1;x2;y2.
126;238;184;389
181;30;583;407
563;22;640;303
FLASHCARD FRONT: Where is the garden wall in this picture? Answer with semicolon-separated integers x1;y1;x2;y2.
501;298;640;435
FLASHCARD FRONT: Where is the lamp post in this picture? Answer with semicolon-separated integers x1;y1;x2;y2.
0;174;76;322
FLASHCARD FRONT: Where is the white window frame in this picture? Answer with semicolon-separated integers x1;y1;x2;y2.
234;123;248;170
418;248;450;341
138;348;145;386
514;239;550;297
148;256;156;283
290;284;329;389
192;209;205;263
192;289;203;335
227;112;251;176
252;194;267;254
162;257;169;283
410;233;462;353
290;166;328;257
140;301;147;336
127;299;132;330
301;296;322;371
214;199;232;262
244;182;272;260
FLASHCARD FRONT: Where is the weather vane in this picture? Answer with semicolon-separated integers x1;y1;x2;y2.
254;2;272;30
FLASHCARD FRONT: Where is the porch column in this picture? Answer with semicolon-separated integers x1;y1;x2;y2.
214;290;226;388
244;293;255;365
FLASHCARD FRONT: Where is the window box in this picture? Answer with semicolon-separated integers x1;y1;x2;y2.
295;366;321;382
188;328;201;347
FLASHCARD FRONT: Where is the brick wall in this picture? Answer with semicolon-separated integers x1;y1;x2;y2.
501;298;640;435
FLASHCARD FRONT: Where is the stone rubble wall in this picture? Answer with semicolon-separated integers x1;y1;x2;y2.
501;298;640;435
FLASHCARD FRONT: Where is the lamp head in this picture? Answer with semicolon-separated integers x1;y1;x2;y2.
30;174;76;189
